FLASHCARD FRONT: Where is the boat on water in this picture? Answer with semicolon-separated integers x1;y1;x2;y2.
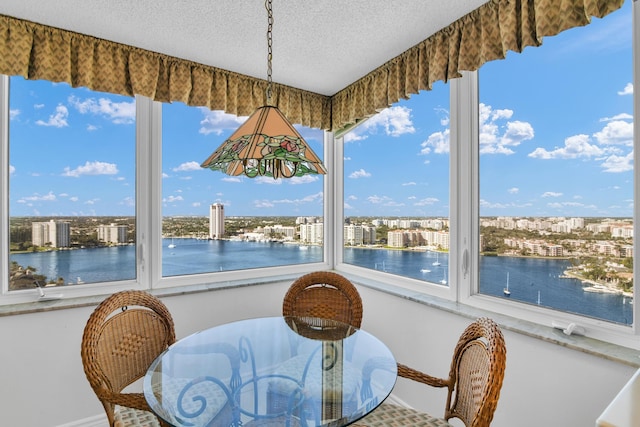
168;237;176;249
503;272;511;296
420;268;431;273
432;252;441;266
440;268;447;285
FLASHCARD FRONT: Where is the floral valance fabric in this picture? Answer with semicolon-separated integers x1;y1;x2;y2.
0;0;625;133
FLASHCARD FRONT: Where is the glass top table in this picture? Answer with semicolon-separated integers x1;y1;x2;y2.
144;316;397;427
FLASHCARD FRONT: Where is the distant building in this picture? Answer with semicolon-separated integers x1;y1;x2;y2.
209;203;225;239
32;220;70;248
97;223;128;244
300;222;323;244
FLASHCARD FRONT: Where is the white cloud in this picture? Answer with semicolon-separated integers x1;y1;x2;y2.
68;95;135;124
199;109;246;135
163;195;184;203
541;192;563;198
479;103;534;155
508;187;519;194
22;191;57;202
349;169;371;179
9;165;15;175
36;104;69;127
593;120;634;147
222;176;243;183
413;197;439;206
288;175;319;184
254;199;275;208
402;182;416;186
173;161;202;172
420;129;449;155
345;106;415;142
600;113;633;122
365;195;404;207
618;82;633;96
272;192;323;205
255;176;283;185
10;109;20;120
62;161;119;177
601;151;634;173
528;134;605;159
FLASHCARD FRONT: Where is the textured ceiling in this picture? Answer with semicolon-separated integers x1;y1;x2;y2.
0;0;488;96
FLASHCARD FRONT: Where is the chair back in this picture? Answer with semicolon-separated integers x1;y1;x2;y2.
283;271;363;328
81;290;175;426
444;317;506;427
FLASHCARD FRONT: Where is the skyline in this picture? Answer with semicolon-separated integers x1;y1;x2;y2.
8;2;634;219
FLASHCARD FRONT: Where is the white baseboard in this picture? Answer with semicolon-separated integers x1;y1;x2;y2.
385;391;412;408
56;414;107;427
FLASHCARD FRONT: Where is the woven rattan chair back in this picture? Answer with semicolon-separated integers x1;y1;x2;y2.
282;271;363;328
441;317;506;426
355;317;506;427
81;290;176;427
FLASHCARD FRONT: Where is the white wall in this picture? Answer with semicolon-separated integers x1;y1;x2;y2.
0;282;635;427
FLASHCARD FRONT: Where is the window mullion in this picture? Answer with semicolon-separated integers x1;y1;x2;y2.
0;75;8;295
450;71;478;302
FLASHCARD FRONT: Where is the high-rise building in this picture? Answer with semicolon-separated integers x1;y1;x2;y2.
32;220;70;248
97;223;128;244
209;203;225;239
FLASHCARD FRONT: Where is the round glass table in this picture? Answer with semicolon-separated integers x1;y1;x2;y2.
144;316;397;427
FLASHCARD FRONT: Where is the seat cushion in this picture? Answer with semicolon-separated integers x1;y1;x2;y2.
352;403;454;427
115;406;162;427
269;354;360;397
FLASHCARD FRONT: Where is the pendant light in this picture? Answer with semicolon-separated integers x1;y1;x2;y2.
201;0;327;179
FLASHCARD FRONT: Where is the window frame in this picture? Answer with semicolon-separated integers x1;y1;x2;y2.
335;0;639;349
0;84;330;304
0;1;636;350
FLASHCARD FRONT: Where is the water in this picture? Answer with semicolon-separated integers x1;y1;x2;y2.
10;240;632;325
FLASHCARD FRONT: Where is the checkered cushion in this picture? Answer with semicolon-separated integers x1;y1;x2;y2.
351;403;454;427
270;354;360;397
115;406;162;427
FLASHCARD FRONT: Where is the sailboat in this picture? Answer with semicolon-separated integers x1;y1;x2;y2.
503;272;511;296
537;290;541;305
440;268;447;285
432;252;441;266
168;237;176;249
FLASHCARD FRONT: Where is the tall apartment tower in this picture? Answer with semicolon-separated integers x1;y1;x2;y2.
97;223;128;244
209;203;225;239
32;220;70;248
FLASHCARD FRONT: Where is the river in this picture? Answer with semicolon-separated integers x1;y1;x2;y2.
10;239;633;325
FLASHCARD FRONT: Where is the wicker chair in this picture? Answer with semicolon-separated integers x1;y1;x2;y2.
353;317;507;427
81;290;176;427
266;271;363;423
282;271;363;328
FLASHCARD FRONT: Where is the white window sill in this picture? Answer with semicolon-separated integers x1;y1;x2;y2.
2;272;638;368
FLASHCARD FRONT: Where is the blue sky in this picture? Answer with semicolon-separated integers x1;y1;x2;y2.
8;2;633;219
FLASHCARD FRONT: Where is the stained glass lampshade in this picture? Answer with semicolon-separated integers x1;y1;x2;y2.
200;105;327;179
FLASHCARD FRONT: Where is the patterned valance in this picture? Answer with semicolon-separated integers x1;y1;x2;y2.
0;0;625;133
331;0;625;133
0;14;332;130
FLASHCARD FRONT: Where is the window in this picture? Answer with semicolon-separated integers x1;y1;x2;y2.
160;102;325;277
6;77;137;292
341;81;451;288
478;0;634;326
